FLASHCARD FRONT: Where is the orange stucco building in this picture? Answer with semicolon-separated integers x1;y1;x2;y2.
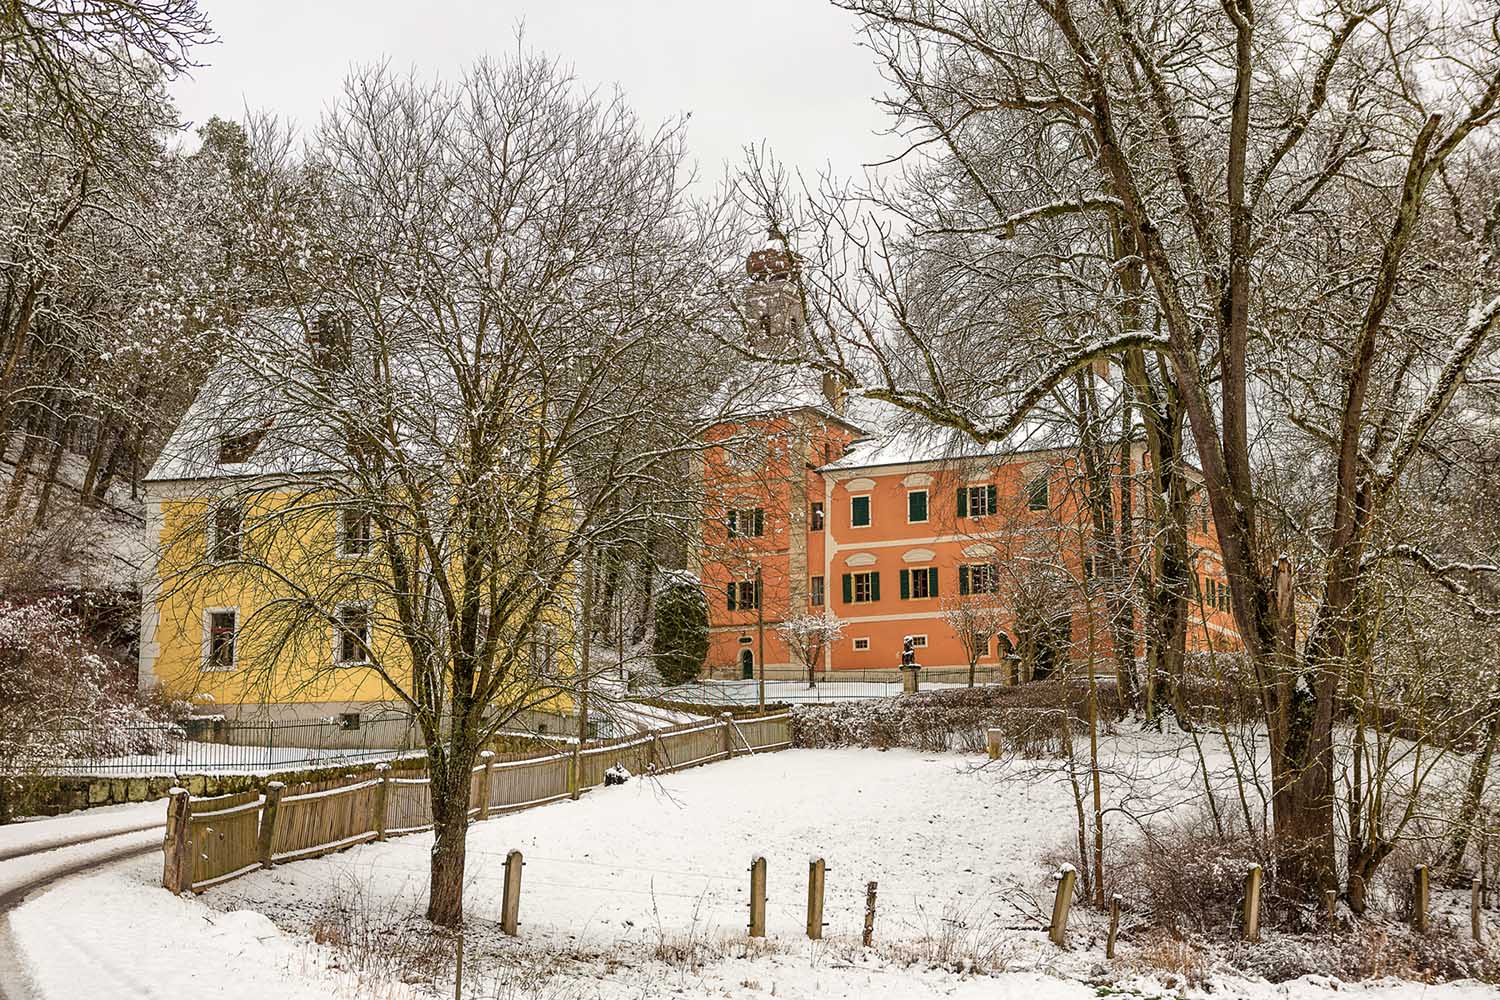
695;243;1240;680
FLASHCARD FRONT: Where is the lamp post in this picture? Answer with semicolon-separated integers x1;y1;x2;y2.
755;562;766;711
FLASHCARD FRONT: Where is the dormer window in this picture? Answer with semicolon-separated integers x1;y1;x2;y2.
218;422;270;464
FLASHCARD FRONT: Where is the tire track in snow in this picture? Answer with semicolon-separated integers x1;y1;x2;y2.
0;828;162;1000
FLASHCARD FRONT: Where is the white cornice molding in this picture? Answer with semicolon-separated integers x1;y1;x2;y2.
902;548;936;563
845;551;877;567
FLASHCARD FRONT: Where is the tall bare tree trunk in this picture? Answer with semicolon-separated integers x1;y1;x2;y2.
426;752;475;927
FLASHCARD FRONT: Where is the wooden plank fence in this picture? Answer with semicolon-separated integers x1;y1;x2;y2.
162;712;791;894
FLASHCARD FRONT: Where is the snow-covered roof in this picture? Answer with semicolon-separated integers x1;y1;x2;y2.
146;308;472;484
820;415;1078;472
705;359;866;434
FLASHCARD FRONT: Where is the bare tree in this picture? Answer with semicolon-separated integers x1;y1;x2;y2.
776;611;845;687
736;0;1500;900
156;54;728;927
940;592;1008;687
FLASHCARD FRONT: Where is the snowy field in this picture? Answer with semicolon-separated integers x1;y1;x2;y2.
7;740;1497;999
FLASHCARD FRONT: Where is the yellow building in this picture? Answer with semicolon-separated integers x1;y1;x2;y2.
138;312;579;737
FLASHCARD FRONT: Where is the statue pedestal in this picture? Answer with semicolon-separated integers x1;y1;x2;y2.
899;662;922;694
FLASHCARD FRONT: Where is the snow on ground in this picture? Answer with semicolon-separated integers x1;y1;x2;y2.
0;799;162;862
7;741;1497;999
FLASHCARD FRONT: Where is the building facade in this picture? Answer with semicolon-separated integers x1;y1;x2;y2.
698;243;1239;679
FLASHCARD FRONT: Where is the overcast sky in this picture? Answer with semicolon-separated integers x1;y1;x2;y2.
168;1;894;190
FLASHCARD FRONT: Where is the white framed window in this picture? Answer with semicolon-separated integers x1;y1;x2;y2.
909;634;928;648
727;579;761;611
842;570;880;604
1026;476;1050;511
906;489;928;523
727;506;765;538
334;603;371;665
810;575;825;607
959;483;997;519
901;566;936;600
960;563;1000;595
202;607;238;671
850;494;871;528
339;508;374;557
852;637;870;651
209;499;244;562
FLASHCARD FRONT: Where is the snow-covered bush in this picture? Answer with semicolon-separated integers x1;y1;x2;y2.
1111;815;1271;935
652;573;708;685
0;598;168;789
791;681;1093;754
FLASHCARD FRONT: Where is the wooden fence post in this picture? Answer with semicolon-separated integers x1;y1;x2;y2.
862;880;878;947
501;849;523;936
806;857;826;940
477;750;495;820
1413;865;1429;933
748;855;767;937
1243;865;1263;943
721;712;735;759
162;787;192;893
986;728;1003;760
374;764;391;841
257;781;284;868
1473;877;1483;943
1324;888;1337;929
1048;865;1076;947
1106;893;1120;959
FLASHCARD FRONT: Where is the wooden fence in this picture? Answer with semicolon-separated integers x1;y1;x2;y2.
162;712;791;894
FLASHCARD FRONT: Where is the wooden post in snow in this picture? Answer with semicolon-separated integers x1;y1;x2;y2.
1243;865;1263;942
721;712;735;759
374;764;391;841
748;855;767;937
1413;865;1430;932
162;787;192;893
257;781;285;868
806;857;826;940
1106;893;1121;959
986;728;1003;760
1324;889;1337;930
476;750;495;820
1048;865;1076;946
501;849;523;936
862;880;878;947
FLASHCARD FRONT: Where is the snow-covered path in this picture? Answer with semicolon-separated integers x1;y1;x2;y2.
0;803;167;1000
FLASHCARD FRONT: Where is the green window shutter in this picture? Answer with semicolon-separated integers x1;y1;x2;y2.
959;564;970;595
754;577;762;608
851;495;870;527
908;491;927;522
927;567;938;596
841;573;852;604
899;568;910;599
956;487;968;518
727;582;736;610
870;571;881;601
986;484;997;512
753;508;764;536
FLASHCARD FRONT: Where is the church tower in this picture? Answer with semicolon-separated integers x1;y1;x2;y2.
742;229;843;413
